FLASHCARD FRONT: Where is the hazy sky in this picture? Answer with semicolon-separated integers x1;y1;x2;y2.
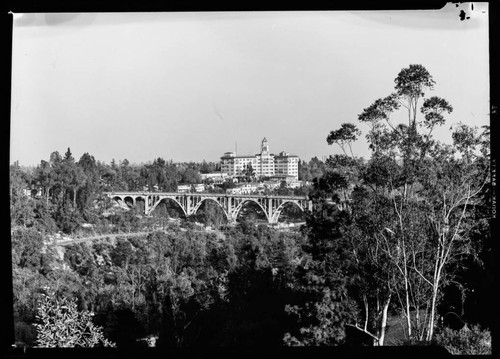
10;3;489;166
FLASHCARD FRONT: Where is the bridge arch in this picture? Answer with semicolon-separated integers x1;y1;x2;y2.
270;200;305;223
149;197;187;218
191;198;230;221
112;196;127;209
123;196;135;208
232;199;269;223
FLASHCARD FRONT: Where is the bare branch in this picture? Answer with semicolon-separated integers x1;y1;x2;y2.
345;323;380;341
412;265;434;287
410;247;433;287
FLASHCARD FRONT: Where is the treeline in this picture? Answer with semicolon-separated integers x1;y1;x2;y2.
12;151;221;197
10;149;324;234
10;64;493;353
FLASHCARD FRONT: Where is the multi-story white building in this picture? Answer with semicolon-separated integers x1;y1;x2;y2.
220;138;299;180
274;151;299;178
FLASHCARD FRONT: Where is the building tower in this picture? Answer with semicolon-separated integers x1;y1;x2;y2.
259;137;273;178
261;137;269;154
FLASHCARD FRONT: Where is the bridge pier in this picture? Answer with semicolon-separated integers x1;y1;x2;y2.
186;196;192;216
268;198;272;223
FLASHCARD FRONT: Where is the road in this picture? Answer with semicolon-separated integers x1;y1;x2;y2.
49;221;304;247
49;231;152;246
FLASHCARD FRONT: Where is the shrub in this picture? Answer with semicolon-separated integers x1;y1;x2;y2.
33;289;115;348
434;324;491;355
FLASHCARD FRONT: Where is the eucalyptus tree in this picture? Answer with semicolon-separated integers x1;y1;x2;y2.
326;122;362;158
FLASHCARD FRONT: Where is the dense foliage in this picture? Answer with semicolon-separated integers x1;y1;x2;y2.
12;223;309;348
34;290;115;348
433;325;491;355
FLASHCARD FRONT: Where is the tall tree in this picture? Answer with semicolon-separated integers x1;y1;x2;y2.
284;173;356;346
394;64;435;128
326;123;362;158
35;160;54;206
77;153;100;214
61;148;84;209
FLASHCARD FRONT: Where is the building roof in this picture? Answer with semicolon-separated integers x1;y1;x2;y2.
274;153;299;158
221;154;257;159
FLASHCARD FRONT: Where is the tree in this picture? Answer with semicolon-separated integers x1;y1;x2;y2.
143;159;180;192
32;200;58;234
10;191;36;229
420;97;453;132
140;231;235;347
199;160;217;174
343;188;396;345
35;160;54;206
284;183;357;345
77;152;100;214
181;167;201;185
34;289;115;348
414;128;489;341
242;163;255;182
356;66;449;342
11;227;45;272
394;64;435;128
120;159;140;191
196;201;227;229
111;239;135;271
50;147;85;210
10;162;36;227
327;123;362;158
202;227;304;346
298;160;313;181
62;148;77;207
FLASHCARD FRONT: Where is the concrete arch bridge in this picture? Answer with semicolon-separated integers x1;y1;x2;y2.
104;192;313;225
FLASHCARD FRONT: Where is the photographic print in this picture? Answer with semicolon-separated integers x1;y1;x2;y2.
9;3;492;355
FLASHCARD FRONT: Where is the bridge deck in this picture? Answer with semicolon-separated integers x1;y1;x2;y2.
104;191;309;200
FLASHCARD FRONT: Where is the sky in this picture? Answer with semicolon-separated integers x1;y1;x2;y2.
10;3;489;166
